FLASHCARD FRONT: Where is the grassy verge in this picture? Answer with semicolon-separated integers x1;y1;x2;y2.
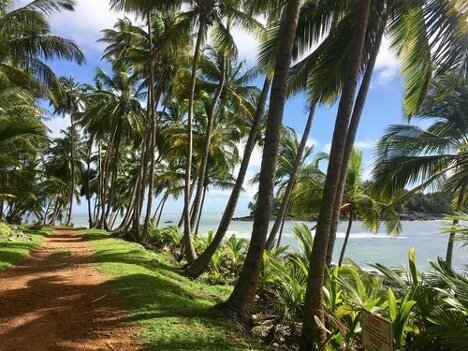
84;229;261;351
0;223;50;272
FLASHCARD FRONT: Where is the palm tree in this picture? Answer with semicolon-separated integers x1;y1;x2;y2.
173;0;260;263
183;0;283;279
0;0;84;92
373;74;467;267
183;75;268;278
264;126;315;249
101;9;191;240
224;0;303;318
300;0;465;346
45;128;86;225
338;150;400;266
81;65;145;230
52;77;86;225
302;0;372;347
190;47;258;230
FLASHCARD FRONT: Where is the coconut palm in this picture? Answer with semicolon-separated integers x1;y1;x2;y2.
0;0;84;93
173;1;260;263
373;74;467;267
190;47;258;230
81;65;145;230
261;127;315;248
302;0;373;347
51;76;86;225
225;0;303;318
298;0;466;346
45;128;86;225
338;151;400;266
183;1;283;279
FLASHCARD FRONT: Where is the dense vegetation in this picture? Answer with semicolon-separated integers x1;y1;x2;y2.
0;0;466;350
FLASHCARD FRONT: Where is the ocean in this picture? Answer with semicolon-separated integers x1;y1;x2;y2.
69;212;467;272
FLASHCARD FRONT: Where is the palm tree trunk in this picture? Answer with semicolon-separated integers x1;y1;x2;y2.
66;116;75;226
194;184;207;236
156;194;169;227
104;162;119;230
446;182;466;266
143;13;160;239
131;132;151;240
183;18;206;262
338;209;354;266
99;125;118;228
190;54;226;231
95;140;102;223
325;11;387;267
118;173;139;231
225;0;302;317
152;195;165;221
276;197;292;248
178;175;199;227
302;0;371;348
183;77;271;278
86;135;94;228
266;101;317;249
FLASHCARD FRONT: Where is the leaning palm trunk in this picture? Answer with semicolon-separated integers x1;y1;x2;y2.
266;101;317;249
183;19;206;263
194;184;207;235
325;11;387;267
131;131;151;240
302;0;372;348
446;183;466;266
183;77;271;279
155;194;169;227
190;55;226;231
225;0;302;317
338;208;354;266
276;197;292;248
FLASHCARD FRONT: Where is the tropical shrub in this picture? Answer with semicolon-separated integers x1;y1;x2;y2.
147;223;182;249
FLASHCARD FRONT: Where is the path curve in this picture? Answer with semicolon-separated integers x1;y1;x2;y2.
0;229;142;351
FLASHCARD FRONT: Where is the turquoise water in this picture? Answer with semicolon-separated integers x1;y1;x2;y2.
70;212;467;272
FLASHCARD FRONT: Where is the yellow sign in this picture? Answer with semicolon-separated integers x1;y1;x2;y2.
361;310;393;351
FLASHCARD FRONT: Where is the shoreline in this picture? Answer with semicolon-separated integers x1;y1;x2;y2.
232;211;444;222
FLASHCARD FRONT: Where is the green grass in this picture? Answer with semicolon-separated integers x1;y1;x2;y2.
84;229;262;351
0;223;50;272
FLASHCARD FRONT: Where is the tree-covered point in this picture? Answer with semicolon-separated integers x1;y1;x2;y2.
400;191;453;216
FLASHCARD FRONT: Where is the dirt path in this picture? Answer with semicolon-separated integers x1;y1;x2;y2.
0;230;142;351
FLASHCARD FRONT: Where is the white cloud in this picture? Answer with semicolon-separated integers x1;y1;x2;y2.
361;160;374;181
16;0;137;57
322;138;376;154
354;138;377;150
50;0;134;56
373;37;400;87
231;28;260;67
306;137;318;148
45;116;70;138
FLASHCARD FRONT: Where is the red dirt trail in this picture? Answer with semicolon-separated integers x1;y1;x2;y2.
0;230;142;351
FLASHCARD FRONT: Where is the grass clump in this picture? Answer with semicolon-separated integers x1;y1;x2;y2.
0;223;50;271
84;229;260;351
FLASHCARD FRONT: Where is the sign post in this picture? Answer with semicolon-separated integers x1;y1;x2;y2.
361;309;393;351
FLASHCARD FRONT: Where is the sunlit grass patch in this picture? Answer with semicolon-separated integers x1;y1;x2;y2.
0;224;50;271
84;229;260;351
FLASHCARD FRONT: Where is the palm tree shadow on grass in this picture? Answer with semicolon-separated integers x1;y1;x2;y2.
104;272;252;350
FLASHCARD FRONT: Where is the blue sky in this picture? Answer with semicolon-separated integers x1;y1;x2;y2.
33;0;408;216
